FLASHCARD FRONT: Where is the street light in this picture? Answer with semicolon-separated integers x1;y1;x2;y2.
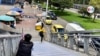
83;0;85;5
46;0;49;16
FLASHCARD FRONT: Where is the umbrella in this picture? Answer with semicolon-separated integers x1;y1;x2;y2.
6;11;20;16
0;15;15;21
11;7;23;13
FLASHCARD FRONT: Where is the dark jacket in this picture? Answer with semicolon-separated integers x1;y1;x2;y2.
39;31;44;37
16;40;33;56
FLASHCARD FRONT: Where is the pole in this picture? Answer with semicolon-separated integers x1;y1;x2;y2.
83;0;85;5
46;0;49;16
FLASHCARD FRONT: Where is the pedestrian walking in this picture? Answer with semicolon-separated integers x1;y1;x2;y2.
16;34;33;56
19;0;25;9
39;28;45;42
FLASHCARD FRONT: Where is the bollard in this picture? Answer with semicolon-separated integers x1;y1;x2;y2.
49;33;51;42
96;52;100;56
0;39;4;56
69;36;74;49
60;37;64;46
84;37;89;54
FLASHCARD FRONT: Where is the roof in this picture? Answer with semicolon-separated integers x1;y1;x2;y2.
66;23;85;31
53;24;64;28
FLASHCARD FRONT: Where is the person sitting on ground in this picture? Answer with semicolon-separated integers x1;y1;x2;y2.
16;34;33;56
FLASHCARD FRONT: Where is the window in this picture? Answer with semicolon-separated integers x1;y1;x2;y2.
57;28;64;33
97;15;100;18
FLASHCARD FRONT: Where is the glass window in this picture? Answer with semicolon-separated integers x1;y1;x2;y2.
97;15;100;18
57;28;64;33
46;17;51;19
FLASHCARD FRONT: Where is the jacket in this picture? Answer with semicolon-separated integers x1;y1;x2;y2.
16;40;33;56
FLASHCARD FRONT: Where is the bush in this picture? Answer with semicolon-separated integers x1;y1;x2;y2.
78;7;91;17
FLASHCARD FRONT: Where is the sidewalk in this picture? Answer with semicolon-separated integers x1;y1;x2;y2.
64;8;79;14
0;4;41;41
32;41;88;56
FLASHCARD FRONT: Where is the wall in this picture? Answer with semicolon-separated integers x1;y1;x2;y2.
0;35;21;56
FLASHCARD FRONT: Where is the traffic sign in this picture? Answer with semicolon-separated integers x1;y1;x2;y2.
87;6;95;13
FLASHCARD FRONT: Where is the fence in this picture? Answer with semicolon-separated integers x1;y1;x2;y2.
49;32;100;56
0;35;21;56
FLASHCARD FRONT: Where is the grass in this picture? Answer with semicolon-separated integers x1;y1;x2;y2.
41;3;46;8
52;9;100;30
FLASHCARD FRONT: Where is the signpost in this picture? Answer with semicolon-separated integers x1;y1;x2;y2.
87;6;95;13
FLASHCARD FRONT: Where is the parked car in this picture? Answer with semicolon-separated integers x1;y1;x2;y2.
44;16;52;25
91;37;100;51
48;10;57;20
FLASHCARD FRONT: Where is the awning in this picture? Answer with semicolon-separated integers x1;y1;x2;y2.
11;7;23;13
0;15;15;21
6;11;20;16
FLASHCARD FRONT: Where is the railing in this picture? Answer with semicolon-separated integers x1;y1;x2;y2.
0;35;21;56
49;33;100;56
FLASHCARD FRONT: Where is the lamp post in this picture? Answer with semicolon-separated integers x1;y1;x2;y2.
46;0;49;16
83;0;85;5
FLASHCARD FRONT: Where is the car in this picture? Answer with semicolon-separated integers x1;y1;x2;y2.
44;16;52;25
51;24;68;40
48;10;57;20
91;37;100;51
51;24;64;33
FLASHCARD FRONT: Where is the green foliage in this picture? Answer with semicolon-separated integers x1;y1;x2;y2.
89;0;100;22
89;0;100;9
34;0;46;3
78;7;91;17
52;8;100;29
74;0;90;5
51;0;73;11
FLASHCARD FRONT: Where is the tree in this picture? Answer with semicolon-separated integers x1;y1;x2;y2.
34;0;46;3
78;7;91;18
89;0;100;9
89;0;100;22
74;0;90;5
51;0;74;12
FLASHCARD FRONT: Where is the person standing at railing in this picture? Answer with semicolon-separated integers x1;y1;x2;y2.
16;34;33;56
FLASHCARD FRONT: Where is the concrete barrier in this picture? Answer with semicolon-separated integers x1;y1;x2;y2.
0;35;21;56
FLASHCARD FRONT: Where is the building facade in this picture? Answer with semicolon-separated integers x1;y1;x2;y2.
0;0;16;4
